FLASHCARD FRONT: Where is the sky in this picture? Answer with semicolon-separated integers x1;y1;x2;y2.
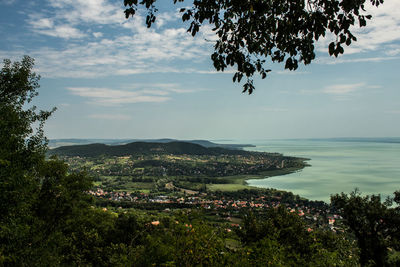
1;0;399;140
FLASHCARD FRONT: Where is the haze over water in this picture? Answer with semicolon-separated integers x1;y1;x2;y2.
242;139;400;203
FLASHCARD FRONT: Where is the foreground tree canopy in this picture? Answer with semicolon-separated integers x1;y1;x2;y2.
331;190;400;266
124;0;384;93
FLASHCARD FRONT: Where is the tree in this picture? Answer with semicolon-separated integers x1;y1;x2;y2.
0;56;96;265
235;206;359;266
331;190;400;266
124;0;384;93
0;56;55;263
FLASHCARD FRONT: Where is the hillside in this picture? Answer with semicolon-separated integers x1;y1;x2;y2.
48;138;255;149
48;141;258;157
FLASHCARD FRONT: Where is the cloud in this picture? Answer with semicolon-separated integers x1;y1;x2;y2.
66;83;200;105
316;1;400;58
13;0;400;75
13;0;219;78
88;114;131;120
322;83;365;95
275;70;310;75
316;56;400;65
154;10;181;28
92;32;103;38
385;44;400;56
8;23;213;78
25;0;123;39
17;4;215;78
67;87;170;105
35;24;86;39
28;14;86;39
46;0;124;25
30;18;54;29
135;83;200;94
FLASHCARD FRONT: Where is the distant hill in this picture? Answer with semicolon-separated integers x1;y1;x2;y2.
48;138;255;150
322;137;400;144
289;137;400;144
48;141;257;158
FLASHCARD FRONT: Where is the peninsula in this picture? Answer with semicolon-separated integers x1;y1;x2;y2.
48;140;308;193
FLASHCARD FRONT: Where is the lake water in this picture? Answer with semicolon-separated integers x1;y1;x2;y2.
239;139;400;203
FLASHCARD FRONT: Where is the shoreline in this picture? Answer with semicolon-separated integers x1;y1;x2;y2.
207;160;309;192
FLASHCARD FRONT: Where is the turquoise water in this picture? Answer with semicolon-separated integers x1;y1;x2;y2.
243;139;400;203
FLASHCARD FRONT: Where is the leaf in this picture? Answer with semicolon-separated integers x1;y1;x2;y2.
328;42;335;56
261;72;267;79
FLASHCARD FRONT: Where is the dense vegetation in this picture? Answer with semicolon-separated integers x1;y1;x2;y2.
49;141;270;157
1;57;400;266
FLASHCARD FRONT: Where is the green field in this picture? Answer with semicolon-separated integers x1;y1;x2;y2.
206;168;302;192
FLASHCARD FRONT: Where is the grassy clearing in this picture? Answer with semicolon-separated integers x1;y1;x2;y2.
115;188;151;194
207;183;254;192
116;181;154;191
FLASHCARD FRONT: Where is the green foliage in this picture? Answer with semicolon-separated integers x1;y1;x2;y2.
234;207;358;266
331;189;400;266
124;0;383;93
0;57;95;265
0;56;55;264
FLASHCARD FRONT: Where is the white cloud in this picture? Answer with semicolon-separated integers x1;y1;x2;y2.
66;83;200;105
67;87;170;105
88;114;131;120
316;1;400;57
92;32;103;38
30;18;54;29
316;56;400;65
8;0;220;78
322;83;365;95
135;83;199;94
17;0;400;73
28;13;86;39
18;2;215;78
20;23;213;78
26;0;123;39
36;24;86;39
385;44;400;56
46;0;124;25
154;11;181;28
275;70;310;75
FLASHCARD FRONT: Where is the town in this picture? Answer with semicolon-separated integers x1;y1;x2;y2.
88;186;344;233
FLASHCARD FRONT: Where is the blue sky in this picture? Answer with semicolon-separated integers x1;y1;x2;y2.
1;0;399;140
